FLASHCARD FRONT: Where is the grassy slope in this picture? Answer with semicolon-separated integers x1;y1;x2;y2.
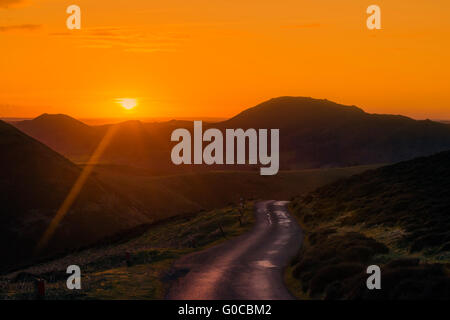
286;152;450;299
91;165;378;221
1;203;255;300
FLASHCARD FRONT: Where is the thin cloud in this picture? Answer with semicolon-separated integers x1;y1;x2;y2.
0;0;27;9
283;23;321;29
0;24;41;32
51;27;186;53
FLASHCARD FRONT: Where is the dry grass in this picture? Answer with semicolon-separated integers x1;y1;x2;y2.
0;203;255;300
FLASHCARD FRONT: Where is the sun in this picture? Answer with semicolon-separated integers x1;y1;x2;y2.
116;98;137;110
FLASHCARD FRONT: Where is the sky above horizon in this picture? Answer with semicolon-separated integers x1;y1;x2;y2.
1;0;449;120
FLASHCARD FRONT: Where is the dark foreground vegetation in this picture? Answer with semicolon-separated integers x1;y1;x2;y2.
287;151;450;299
0;203;254;299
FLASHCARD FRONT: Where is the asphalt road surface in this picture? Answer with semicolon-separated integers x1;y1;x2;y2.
166;200;303;300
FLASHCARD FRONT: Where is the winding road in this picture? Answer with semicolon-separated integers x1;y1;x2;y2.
166;200;303;300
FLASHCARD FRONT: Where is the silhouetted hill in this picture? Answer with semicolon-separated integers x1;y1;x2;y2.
13;116;185;173
12;97;450;171
0;120;149;271
14;114;101;158
220;96;450;168
223;96;366;128
288;150;450;299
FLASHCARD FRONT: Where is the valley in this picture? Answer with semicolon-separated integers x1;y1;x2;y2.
2;96;450;300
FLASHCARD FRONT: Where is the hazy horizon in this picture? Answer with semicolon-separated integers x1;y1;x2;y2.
2;99;450;125
0;115;228;125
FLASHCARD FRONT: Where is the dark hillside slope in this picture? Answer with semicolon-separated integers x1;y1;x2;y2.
13;113;101;158
288;150;450;299
298;150;450;248
0;120;149;271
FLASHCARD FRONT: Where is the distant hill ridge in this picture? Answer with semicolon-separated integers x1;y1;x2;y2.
223;96;366;127
12;96;450;171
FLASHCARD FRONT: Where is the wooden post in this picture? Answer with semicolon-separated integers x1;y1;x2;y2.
219;224;227;239
125;251;131;267
35;279;45;300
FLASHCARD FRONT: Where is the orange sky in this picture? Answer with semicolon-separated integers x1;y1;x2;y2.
1;0;449;120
